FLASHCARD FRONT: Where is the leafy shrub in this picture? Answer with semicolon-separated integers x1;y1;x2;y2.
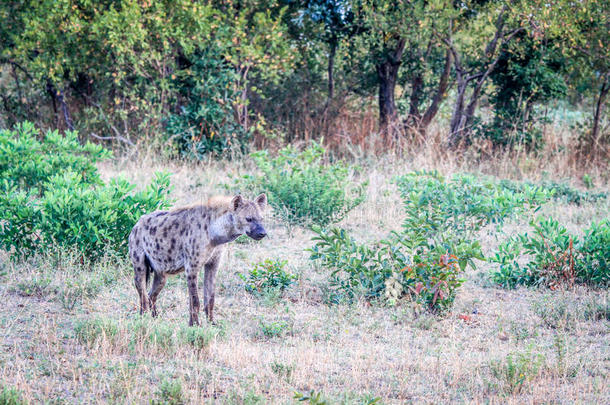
74;317;120;345
0;121;109;192
270;361;295;383
39;171;172;261
0;385;25;405
238;143;366;227
498;178;607;205
489;349;546;394
240;259;296;295
490;217;609;288
167;46;247;159
178;326;220;351
152;379;185;405
0;123;172;261
259;319;291;339
309;171;548;312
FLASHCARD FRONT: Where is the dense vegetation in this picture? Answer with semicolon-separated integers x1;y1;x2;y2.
0;123;172;261
0;1;607;157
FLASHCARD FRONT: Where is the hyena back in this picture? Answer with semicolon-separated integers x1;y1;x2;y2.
128;194;267;326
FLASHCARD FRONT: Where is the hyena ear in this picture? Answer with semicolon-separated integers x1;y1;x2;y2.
232;195;243;211
255;193;267;210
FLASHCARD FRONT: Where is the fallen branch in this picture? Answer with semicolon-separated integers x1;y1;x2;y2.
90;132;136;147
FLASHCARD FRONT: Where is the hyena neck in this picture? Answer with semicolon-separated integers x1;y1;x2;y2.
208;211;241;246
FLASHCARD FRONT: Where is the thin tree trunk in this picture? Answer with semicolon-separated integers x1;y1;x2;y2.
57;89;74;131
448;72;468;147
377;38;406;135
328;41;336;103
419;50;453;132
405;74;423;130
592;75;609;147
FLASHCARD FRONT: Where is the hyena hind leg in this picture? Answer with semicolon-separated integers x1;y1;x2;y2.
132;254;150;315
148;272;167;318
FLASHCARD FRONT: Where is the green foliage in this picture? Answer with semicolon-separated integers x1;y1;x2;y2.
0;385;25;405
152;379;185;405
74;317;120;345
0;1;296;148
294;390;331;405
490;217;610;288
178;326;220;351
39;171;172;261
270;361;295;383
479;33;567;149
167;45;247;159
75;316;223;354
240;259;297;295
258;319;291;339
239;143;366;227
0;123;172;261
0;122;109;191
490;349;545;394
498;178;607;205
310;171;549;312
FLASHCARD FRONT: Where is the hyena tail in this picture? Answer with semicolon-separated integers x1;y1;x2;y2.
143;254;154;287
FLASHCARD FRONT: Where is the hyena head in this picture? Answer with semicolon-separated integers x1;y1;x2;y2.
231;193;267;240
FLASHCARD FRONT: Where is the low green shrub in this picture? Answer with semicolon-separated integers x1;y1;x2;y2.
309;171;548;312
240;258;296;295
0;123;172;261
498;178;607;205
167;46;247;159
178;326;220;351
489;349;546;394
490;217;609;288
74;317;120;345
0;121;109;192
152;379;185;405
238;143;366;228
0;385;25;405
258;319;291;339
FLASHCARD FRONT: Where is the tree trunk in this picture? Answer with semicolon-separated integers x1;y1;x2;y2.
419;50;453;132
328;41;336;103
448;71;468;147
592;75;609;147
57;89;74;131
376;39;406;135
407;74;423;126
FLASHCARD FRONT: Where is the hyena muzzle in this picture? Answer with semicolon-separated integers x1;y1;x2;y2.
128;194;267;325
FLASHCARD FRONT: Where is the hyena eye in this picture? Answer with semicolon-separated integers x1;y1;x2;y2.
246;217;253;222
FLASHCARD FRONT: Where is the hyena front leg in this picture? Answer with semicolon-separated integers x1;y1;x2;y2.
204;254;220;323
148;272;167;318
185;262;201;326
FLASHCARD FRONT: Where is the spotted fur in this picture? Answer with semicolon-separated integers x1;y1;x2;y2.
128;194;267;325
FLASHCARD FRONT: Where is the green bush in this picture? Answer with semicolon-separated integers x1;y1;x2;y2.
498;178;607;205
0;121;109;192
0;385;25;405
489;349;546;394
240;259;297;295
490;217;610;288
178;326;220;351
0;123;172;261
74;317;120;345
309;171;549;312
238;143;366;228
39;171;172;261
259;319;292;339
167;46;247;159
152;379;185;405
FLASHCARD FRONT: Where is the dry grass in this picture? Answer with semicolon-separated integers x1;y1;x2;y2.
0;152;608;404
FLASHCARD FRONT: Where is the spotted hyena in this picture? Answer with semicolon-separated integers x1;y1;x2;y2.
128;194;267;325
